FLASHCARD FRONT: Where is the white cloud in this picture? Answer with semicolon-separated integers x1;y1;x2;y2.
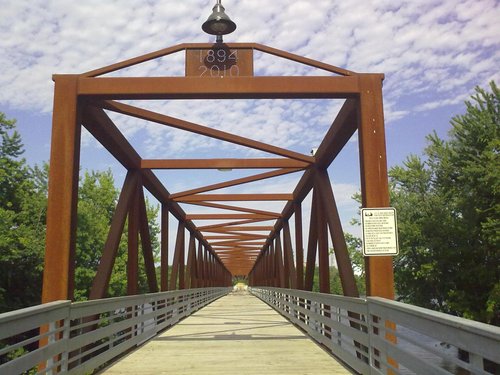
1;0;499;253
1;0;497;114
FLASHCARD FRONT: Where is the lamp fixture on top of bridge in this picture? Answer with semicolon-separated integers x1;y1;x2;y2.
202;0;237;43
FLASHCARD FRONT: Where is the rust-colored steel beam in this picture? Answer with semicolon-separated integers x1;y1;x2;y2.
137;183;159;293
294;202;304;290
217;257;256;263
186;234;197;288
99;100;313;163
79;76;360;100
82;43;355;78
197;219;268;230
210;241;266;246
48;41;390;289
275;237;285;288
171;168;303;199
141;158;309;169
127;179;140;296
219;258;258;261
252;43;355;76
160;205;169;291
82;43;190;77
250;98;358;275
314;99;358;170
358;75;394;299
82;105;227;272
178;194;293;202
42;75;81;304
201;226;274;232
197;242;204;287
214;248;261;251
83;43;355;78
82;105;141;170
182;201;280;217
89;172;138;300
209;232;268;239
283;220;297;289
317;170;359;297
187;214;278;220
202;248;209;287
304;189;319;291
316;182;330;294
219;252;258;256
204;235;268;240
169;222;185;290
269;243;276;286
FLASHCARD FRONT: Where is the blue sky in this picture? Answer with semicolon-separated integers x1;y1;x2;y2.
1;0;499;257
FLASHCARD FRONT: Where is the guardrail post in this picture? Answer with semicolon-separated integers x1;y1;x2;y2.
60;316;70;372
46;320;56;373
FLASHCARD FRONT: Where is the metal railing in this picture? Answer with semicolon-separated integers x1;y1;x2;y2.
250;287;500;375
0;287;230;374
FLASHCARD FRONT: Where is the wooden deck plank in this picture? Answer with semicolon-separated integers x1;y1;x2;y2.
101;292;352;374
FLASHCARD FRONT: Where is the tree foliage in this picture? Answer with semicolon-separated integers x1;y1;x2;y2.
74;170;160;301
0;112;160;312
389;82;499;324
0;113;46;312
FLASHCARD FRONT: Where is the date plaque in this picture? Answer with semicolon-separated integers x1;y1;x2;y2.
186;46;253;77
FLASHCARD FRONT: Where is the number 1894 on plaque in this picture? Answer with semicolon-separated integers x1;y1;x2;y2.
185;47;254;77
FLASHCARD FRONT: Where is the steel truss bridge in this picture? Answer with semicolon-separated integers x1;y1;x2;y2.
1;43;498;374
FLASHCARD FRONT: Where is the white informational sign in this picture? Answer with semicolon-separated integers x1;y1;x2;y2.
361;208;399;256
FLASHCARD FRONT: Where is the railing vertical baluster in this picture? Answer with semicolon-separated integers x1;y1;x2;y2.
336;306;342;348
47;320;56;374
469;352;484;371
60;316;70;372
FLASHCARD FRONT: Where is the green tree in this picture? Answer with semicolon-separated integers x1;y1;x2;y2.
343;233;366;295
74;170;160;301
390;82;499;324
0;111;161;311
0;113;46;312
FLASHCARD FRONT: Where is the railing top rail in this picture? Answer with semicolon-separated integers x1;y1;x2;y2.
251;287;500;375
0;287;230;375
261;287;367;306
0;300;70;324
368;296;500;340
70;287;223;308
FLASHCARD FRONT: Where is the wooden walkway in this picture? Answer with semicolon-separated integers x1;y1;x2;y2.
101;291;352;374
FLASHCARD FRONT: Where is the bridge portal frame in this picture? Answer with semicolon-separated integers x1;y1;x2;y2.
41;43;394;304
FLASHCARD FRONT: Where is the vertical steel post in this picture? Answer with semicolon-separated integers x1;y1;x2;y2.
269;242;276;286
204;248;209;287
42;75;81;303
283;220;297;289
304;189;319;291
358;74;397;374
197;242;204;287
186;234;196;288
281;231;290;288
317;170;359;297
127;180;139;295
294;202;304;290
89;172;138;300
169;221;185;290
137;184;159;293
178;226;186;290
358;74;395;299
275;236;285;288
160;205;169;291
316;182;330;294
